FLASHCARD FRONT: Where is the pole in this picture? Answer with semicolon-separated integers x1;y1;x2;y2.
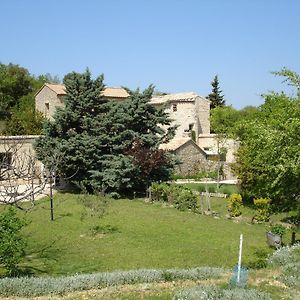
237;233;243;283
50;175;54;221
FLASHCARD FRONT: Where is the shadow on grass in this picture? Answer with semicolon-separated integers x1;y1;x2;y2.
22;238;65;276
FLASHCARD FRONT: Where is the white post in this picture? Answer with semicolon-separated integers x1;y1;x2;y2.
237;233;243;283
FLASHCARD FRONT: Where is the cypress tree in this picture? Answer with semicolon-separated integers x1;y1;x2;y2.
207;75;225;109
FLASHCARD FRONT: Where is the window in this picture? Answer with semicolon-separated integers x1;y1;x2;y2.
0;152;12;169
188;123;194;131
45;103;50;116
172;104;177;112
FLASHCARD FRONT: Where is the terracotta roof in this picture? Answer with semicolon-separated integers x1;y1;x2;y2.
150;92;200;105
100;87;129;98
45;83;66;95
37;84;129;99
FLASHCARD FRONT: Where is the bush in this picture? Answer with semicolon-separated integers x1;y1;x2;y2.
174;189;198;211
227;193;243;217
150;182;169;202
253;198;272;222
269;224;286;237
0;267;224;297
150;183;198;212
0;207;27;277
172;286;271;300
279;262;300;289
267;243;300;267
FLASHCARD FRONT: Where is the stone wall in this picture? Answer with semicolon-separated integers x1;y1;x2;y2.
173;140;207;175
0;135;43;182
35;86;64;120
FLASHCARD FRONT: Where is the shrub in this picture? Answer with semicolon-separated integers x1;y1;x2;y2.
253;198;272;222
150;182;169;202
0;267;224;297
245;248;269;269
0;207;27;277
227;193;243;217
150;183;198;212
174;189;197;212
279;262;300;289
269;224;286;237
172;286;272;300
267;243;300;266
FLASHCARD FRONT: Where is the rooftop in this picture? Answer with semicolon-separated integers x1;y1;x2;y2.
150;92;201;105
40;84;129;99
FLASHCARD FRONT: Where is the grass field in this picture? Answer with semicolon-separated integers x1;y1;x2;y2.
1;192;296;277
0;191;299;299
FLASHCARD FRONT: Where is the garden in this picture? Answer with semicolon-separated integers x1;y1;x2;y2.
0;184;299;299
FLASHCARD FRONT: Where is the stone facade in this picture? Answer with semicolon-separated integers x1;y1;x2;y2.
35;84;65;120
150;92;210;142
172;140;207;175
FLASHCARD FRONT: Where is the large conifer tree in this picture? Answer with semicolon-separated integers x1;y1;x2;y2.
35;71;176;195
207;75;225;109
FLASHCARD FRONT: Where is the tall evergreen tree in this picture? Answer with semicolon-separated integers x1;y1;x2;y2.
35;72;176;195
35;69;109;185
207;75;225;109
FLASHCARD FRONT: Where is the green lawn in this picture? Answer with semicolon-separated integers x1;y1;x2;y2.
0;192;287;277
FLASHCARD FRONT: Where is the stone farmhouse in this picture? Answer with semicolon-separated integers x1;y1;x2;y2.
34;83;237;179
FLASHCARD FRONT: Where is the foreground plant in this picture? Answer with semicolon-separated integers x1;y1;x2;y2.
0;207;27;276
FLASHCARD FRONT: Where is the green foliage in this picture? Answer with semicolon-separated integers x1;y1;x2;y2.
269;224;286;237
253;198;272;222
233;70;300;211
150;183;197;212
0;63;50;134
207;75;225;109
227;193;243;217
0;63;33;116
5;94;44;135
35;71;175;195
246;248;269;269
0;207;27;276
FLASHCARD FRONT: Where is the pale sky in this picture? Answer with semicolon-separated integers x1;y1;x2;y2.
1;0;299;108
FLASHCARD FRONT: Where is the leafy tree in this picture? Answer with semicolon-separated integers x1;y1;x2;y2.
210;105;238;135
35;71;176;195
5;94;44;135
0;207;27;276
0;63;33;117
207;75;225;109
0;63;53;135
233;69;300;210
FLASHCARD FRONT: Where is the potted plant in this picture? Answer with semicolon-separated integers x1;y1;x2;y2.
266;224;286;248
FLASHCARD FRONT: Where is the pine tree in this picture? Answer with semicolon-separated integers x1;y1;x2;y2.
90;85;177;194
207;75;225;109
35;69;109;185
35;72;176;195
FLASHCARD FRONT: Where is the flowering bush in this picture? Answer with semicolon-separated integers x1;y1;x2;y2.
253;198;272;222
227;193;243;217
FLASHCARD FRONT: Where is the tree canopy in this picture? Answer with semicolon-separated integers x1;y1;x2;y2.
232;69;300;210
35;70;176;196
0;63;57;135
